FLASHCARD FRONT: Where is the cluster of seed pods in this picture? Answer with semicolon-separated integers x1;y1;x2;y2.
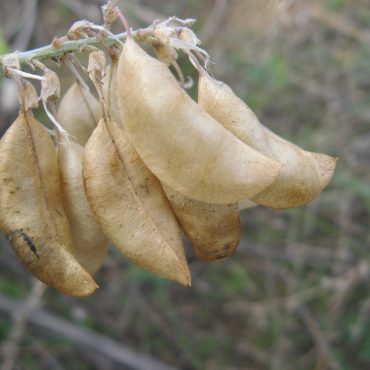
0;18;337;296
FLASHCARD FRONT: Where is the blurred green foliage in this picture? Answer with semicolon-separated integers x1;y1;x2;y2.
0;27;8;54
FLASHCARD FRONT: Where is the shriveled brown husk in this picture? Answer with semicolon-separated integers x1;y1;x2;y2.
163;185;240;261
83;117;190;285
57;82;101;145
58;137;108;275
116;38;281;204
0;111;97;296
198;75;337;209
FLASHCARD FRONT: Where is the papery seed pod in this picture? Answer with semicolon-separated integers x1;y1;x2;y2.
83;117;190;285
102;59;122;126
198;75;337;209
163;185;240;261
116;38;281;204
0;111;97;296
239;198;257;211
58;137;108;275
57;82;101;145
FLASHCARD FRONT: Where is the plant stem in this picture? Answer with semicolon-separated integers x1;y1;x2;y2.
0;17;196;73
0;28;150;71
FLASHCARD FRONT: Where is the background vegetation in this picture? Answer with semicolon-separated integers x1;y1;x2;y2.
0;0;369;369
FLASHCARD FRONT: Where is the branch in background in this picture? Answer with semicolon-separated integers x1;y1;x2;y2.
0;292;178;370
0;280;46;370
121;0;165;24
224;260;370;314
56;0;101;22
12;0;38;52
199;0;228;44
308;3;370;46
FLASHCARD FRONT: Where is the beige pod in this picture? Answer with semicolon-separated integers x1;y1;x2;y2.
58;137;108;275
198;75;337;209
57;82;101;145
239;198;256;211
83;118;191;285
116;38;281;204
0;111;97;296
163;185;240;261
102;58;122;126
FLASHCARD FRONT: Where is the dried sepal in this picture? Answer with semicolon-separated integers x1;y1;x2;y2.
58;137;108;275
83;118;190;285
117;38;281;204
20;79;39;111
164;185;241;261
67;20;95;40
1;52;21;77
154;42;178;66
102;0;119;28
57;82;101;145
0;111;97;296
88;50;107;85
40;70;60;104
198;75;337;208
153;19;209;64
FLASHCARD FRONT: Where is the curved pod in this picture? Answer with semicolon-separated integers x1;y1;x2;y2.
116;38;281;204
58;138;108;275
0;112;97;296
83;118;190;285
163;185;240;261
198;76;337;209
57;82;101;145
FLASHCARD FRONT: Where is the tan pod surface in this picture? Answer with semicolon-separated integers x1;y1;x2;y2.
57;82;101;145
0;112;97;296
199;76;337;208
59;138;108;275
83;118;190;285
164;185;240;261
117;38;281;204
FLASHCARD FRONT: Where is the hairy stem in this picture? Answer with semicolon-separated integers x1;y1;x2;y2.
0;16;197;72
0;29;149;71
0;17;197;73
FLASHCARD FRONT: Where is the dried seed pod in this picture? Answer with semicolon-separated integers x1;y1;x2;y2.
58;137;108;275
83;117;190;285
239;198;257;210
198;76;337;209
0;111;97;296
102;59;122;126
116;38;281;204
163;185;240;261
57;82;101;145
